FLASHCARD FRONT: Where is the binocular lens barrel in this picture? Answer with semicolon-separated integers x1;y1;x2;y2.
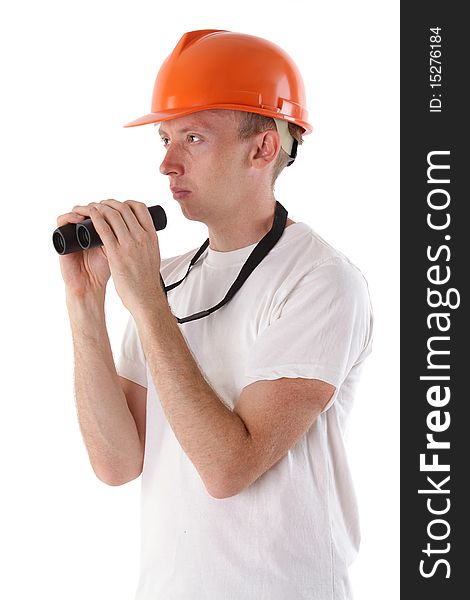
52;222;83;255
52;205;167;255
77;225;91;248
76;218;100;251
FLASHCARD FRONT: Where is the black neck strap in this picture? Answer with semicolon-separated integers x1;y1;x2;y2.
286;138;298;166
159;201;288;324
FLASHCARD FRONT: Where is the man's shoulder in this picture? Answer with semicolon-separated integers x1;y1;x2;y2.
275;224;371;309
278;223;366;281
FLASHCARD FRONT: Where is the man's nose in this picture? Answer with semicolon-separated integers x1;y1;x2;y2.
159;146;184;176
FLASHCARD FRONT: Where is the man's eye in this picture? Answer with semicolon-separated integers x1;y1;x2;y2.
159;134;201;147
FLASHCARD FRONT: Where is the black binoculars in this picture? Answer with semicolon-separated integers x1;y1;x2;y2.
52;204;167;255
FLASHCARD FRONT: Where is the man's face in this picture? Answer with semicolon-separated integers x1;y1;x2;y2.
157;110;253;223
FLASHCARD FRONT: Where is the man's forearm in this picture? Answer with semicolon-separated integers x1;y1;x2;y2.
66;293;143;485
133;296;251;498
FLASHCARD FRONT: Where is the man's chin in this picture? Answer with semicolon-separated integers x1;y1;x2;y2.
178;201;204;223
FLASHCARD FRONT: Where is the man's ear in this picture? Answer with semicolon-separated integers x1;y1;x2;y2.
250;129;281;170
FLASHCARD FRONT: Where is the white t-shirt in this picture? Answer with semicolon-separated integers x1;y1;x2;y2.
116;221;373;600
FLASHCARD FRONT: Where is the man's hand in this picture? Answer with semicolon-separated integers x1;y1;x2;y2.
87;199;164;313
56;205;111;299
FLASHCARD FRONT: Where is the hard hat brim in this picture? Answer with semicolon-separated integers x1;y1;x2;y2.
124;105;312;134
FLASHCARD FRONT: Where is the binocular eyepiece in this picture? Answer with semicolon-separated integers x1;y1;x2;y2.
52;204;167;255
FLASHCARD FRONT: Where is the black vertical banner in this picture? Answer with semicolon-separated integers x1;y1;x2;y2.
401;3;468;598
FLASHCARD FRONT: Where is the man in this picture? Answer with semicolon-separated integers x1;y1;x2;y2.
58;30;373;599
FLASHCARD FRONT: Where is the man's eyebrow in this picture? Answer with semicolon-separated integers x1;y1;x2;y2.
157;124;212;137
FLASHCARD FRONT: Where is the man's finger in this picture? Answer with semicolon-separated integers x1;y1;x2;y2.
89;206;118;250
124;200;156;233
71;203;100;217
56;212;87;227
98;199;146;238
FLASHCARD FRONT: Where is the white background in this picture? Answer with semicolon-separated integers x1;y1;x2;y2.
0;1;399;598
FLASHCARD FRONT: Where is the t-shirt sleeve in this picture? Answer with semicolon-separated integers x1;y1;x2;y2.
243;258;373;404
115;313;148;388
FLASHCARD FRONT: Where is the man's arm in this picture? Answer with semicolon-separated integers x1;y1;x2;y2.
66;292;145;486
230;377;334;496
133;296;334;499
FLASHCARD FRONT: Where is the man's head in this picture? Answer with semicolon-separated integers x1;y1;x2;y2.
124;30;310;226
157;108;303;224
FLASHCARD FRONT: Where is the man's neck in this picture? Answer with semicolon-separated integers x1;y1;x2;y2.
207;207;295;252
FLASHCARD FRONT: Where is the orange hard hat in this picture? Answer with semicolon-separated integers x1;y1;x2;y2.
123;29;312;135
